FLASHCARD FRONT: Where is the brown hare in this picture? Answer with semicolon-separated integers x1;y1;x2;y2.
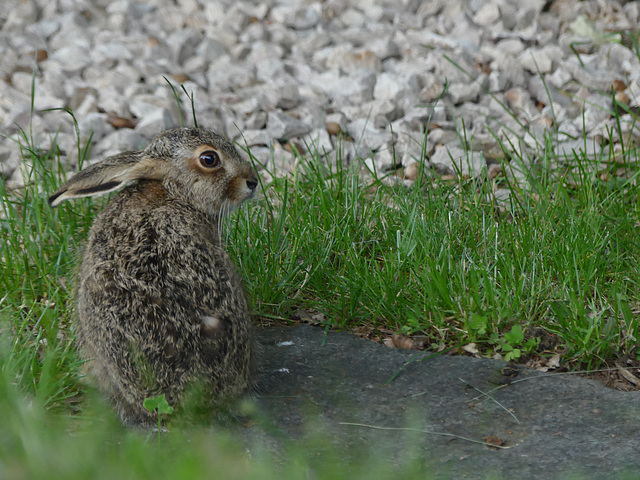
50;127;258;425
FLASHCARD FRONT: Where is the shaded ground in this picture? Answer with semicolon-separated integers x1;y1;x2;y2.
243;325;640;479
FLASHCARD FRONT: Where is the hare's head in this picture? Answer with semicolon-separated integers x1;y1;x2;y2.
49;127;258;217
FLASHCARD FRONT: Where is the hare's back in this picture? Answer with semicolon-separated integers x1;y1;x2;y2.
77;180;251;370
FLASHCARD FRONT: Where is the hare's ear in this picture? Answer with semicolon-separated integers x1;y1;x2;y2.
49;152;170;207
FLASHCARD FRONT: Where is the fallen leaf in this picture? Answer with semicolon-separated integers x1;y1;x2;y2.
411;335;430;349
108;113;137;129
171;73;190;83
612;79;627;92
28;49;48;62
483;435;505;449
391;333;418;350
476;62;491;75
326;122;341;136
548;354;561;369
501;364;519;378
291;308;327;325
462;343;479;355
615;363;640;387
615;91;630;106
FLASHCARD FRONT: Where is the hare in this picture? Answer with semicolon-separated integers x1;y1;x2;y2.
50;127;258;425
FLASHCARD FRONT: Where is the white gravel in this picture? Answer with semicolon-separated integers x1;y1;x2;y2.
1;0;639;189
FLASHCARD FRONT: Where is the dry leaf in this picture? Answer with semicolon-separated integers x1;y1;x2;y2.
391;333;418;350
615;91;630;106
615;363;640;387
501;364;519;378
108;114;137;129
383;338;395;348
291;308;326;325
403;162;420;180
530;353;562;372
411;335;430;349
28;49;48;62
483;435;505;449
476;62;491;75
171;73;190;83
548;354;561;369
326;122;341;136
612;79;627;92
462;343;479;355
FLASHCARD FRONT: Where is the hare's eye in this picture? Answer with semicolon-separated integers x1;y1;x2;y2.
199;151;220;168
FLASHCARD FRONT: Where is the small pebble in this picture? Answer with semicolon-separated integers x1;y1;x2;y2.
403;162;420;180
326;122;342;136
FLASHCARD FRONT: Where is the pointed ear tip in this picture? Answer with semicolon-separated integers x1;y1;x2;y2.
48;191;64;207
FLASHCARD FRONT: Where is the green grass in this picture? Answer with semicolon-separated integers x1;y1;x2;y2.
2;93;640;477
229;130;640;368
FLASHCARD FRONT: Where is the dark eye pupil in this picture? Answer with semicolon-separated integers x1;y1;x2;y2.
199;151;220;167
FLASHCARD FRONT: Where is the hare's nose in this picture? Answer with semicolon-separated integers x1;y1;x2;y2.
246;178;258;191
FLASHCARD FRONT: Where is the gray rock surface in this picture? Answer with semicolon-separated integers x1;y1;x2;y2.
246;325;640;479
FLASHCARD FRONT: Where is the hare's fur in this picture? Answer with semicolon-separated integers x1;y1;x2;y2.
51;128;258;425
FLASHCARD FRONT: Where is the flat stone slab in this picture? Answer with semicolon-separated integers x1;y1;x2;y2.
245;325;640;478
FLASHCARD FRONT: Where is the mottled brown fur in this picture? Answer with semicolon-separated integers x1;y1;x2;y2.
50;128;258;425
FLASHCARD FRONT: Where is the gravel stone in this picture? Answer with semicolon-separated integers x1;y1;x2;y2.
347;118;392;152
495;38;525;56
96;129;146;158
301;128;333;155
518;48;553;74
0;148;18;181
267;111;311;140
430;145;485;177
239;129;272;148
366;147;397;173
134;108;178;138
448;76;486;105
77;112;113;143
1;0;638;189
472;3;500;26
271;4;322;30
373;72;405;101
328;47;382;75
